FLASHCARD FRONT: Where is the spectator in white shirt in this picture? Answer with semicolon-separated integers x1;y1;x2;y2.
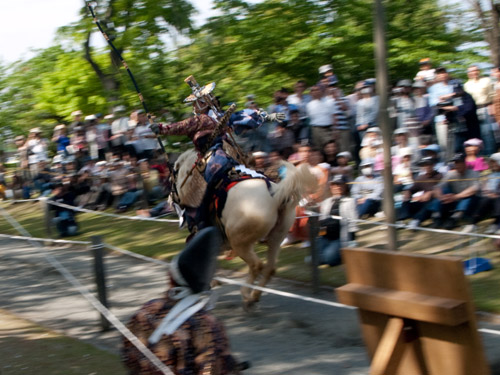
306;85;336;149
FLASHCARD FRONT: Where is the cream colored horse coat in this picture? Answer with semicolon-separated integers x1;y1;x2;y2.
175;149;316;305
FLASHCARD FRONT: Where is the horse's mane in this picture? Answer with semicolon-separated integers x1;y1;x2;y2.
174;149;207;207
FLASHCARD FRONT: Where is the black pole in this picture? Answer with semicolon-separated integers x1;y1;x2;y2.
91;235;110;331
308;215;320;293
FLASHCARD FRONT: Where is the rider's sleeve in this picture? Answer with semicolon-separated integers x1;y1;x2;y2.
228;109;264;135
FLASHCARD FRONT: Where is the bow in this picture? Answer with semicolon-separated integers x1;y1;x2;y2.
85;1;166;154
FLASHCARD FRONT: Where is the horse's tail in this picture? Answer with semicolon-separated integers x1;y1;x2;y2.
272;162;317;207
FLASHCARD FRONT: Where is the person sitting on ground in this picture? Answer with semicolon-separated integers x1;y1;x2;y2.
330;151;354;181
393;147;414;193
433;153;480;230
359;127;384;172
351;159;384;218
468;152;500;234
122;227;243;375
313;175;358;267
464;138;489;172
49;183;79;237
322;139;338;168
399;156;443;229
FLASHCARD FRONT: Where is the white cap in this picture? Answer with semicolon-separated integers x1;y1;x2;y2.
319;64;333;74
490;153;500;164
85;114;97;121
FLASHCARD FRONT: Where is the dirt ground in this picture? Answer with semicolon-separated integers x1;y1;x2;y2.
1;238;500;375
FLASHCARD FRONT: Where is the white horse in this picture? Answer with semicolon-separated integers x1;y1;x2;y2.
174;149;316;306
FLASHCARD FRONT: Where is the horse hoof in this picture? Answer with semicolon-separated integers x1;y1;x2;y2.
242;300;256;312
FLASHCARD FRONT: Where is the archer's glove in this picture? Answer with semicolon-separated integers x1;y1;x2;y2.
149;123;161;134
265;112;286;123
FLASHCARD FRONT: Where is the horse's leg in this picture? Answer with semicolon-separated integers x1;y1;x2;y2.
250;207;295;302
233;243;263;306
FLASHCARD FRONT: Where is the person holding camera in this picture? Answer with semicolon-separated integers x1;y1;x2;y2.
310;174;358;267
429;67;479;159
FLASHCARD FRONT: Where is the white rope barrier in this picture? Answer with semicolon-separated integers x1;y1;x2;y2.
46;200;180;223
105;242;355;310
296;211;500;240
0;233;91;245
0;207;175;375
103;242;169;266
2;207;500;338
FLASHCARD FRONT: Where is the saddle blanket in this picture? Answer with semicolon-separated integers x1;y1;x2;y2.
234;165;266;179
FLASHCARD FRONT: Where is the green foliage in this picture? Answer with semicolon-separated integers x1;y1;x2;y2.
0;0;481;133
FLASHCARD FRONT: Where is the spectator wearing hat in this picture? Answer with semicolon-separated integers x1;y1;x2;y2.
464;138;488;171
330;151;354;181
393;147;414;192
326;80;352;153
467;153;500;233
391;128;411;160
414;58;436;83
306;85;337;150
85;115;100;160
312;175;358;267
133;110;158;160
70;110;84;133
110;105;130;153
402;156;443;229
25;128;48;178
318;64;339;88
464;65;496;155
391;79;416;130
433;153;480;230
420;143;448;175
351;159;384;218
359;127;382;164
412;80;434;135
428;67;456;156
122;227;242;375
355;84;379;142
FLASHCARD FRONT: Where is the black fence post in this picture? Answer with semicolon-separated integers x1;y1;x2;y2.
91;236;110;331
308;214;320;294
40;197;52;237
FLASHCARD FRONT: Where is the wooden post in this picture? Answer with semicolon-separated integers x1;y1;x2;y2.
40;197;52;237
308;214;320;293
91;236;110;331
374;0;397;251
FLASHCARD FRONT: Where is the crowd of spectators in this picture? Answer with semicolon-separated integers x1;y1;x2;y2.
2;107;171;236
240;60;500;260
3;59;500;246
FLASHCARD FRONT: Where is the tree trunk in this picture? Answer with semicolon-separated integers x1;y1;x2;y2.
491;0;500;66
83;32;120;102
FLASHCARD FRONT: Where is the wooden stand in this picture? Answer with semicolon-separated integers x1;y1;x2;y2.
336;248;490;375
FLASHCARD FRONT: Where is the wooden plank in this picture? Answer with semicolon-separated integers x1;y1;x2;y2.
370;317;406;375
340;248;491;375
336;284;468;326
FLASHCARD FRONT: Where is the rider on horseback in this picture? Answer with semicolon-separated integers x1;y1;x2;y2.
150;76;285;236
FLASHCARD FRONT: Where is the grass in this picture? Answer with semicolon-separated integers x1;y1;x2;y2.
0;309;125;375
0;201;499;313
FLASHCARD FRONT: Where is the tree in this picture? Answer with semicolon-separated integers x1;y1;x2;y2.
173;0;466;107
468;0;500;66
59;0;195;105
